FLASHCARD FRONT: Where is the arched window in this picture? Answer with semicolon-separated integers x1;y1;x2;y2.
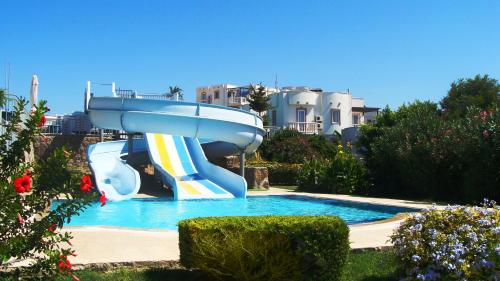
201;92;207;102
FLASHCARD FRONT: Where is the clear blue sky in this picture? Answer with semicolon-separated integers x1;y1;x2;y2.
1;1;499;114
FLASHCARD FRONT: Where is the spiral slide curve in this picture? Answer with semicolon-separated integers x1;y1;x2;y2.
86;97;265;201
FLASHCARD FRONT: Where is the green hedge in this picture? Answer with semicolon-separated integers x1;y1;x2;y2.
248;161;301;186
179;216;349;281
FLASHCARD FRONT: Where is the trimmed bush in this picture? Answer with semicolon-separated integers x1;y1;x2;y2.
391;200;500;280
179;216;349;281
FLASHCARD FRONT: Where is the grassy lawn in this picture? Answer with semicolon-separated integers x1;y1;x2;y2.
345;250;398;281
54;250;398;281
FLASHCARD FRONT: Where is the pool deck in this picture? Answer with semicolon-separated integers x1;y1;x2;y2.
63;188;439;266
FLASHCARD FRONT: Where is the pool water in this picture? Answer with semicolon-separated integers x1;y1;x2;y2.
52;195;417;230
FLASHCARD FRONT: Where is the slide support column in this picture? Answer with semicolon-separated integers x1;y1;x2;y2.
239;152;245;177
127;134;134;164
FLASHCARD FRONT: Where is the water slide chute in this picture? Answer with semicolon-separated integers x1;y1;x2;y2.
86;97;265;201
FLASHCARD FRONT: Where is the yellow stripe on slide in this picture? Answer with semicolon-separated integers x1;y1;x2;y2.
178;181;201;195
154;134;175;175
154;134;201;196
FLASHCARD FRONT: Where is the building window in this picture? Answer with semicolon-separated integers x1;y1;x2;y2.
201;92;207;101
331;109;341;125
352;113;361;125
214;90;220;99
271;110;277;126
296;108;306;123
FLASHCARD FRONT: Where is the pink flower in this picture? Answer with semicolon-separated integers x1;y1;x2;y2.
17;213;24;225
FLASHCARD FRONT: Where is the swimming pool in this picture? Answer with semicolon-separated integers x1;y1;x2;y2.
52;195;418;230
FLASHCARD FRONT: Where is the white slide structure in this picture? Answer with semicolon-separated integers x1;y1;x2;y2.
86;96;264;201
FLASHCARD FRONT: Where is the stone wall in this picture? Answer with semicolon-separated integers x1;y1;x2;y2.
33;135;112;173
244;167;270;189
34;135;270;190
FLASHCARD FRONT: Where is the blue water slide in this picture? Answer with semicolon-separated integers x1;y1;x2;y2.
86;97;265;201
86;139;147;201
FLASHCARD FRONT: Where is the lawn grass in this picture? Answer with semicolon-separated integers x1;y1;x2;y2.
345;250;399;281
54;250;398;281
55;268;206;281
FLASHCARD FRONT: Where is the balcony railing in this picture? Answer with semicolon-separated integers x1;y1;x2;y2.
228;96;246;105
264;126;280;138
117;92;174;101
287;122;319;134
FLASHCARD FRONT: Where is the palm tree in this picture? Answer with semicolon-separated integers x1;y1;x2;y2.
166;86;183;101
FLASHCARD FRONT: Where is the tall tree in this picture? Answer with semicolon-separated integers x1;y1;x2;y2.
440;74;500;118
247;83;271;117
166;86;183;100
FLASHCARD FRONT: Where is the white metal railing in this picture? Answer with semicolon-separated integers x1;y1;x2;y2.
117;92;174;101
228;96;245;105
264;126;280;138
287;122;319;134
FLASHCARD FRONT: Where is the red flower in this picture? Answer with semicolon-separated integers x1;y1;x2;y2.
39;115;46;127
100;191;107;207
14;175;31;193
58;255;71;271
17;213;24;225
80;175;93;192
48;223;57;233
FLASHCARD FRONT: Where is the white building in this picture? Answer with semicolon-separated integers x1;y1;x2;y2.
195;84;277;111
268;86;378;136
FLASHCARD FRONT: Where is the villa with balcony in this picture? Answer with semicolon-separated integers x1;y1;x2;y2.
195;83;378;140
267;86;379;138
195;84;277;111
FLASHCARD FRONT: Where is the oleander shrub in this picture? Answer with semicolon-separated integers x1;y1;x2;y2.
259;129;338;164
179;216;349;281
297;145;368;194
391;200;500;280
0;91;98;280
358;101;499;202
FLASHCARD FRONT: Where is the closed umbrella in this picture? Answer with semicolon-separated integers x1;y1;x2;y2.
30;75;38;108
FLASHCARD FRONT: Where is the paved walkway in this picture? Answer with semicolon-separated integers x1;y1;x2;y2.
64;188;436;265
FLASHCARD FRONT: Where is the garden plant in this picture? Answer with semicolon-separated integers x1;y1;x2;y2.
297;144;368;195
358;100;499;202
391;200;500;280
0;90;101;280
